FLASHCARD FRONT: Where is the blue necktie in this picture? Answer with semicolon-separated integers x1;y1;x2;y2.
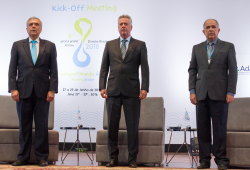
31;40;37;64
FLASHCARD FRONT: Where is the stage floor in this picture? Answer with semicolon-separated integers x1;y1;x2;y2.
0;152;243;169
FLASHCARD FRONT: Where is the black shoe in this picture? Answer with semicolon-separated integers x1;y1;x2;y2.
129;161;137;168
218;164;227;170
38;159;48;166
12;159;28;166
197;161;210;169
106;159;118;167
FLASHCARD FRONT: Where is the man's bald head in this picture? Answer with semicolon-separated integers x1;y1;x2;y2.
202;19;220;41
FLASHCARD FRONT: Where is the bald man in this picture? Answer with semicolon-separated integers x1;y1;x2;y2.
188;19;237;170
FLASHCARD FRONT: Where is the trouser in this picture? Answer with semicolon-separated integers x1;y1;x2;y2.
197;94;229;166
16;89;50;161
106;94;140;163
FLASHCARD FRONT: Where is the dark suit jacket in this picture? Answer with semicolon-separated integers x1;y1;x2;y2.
99;37;149;97
188;39;237;101
8;38;58;99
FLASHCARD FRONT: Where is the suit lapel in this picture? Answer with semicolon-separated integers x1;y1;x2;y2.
23;38;34;65
201;41;209;67
210;39;222;65
115;38;123;61
124;37;136;61
36;38;46;64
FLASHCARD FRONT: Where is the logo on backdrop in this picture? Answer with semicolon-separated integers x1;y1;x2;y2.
52;5;84;12
52;5;117;13
237;65;250;75
73;18;92;67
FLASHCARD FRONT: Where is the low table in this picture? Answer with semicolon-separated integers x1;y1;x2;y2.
60;126;95;166
166;128;198;168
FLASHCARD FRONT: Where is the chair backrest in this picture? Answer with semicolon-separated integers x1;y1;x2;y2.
227;97;250;132
0;95;54;130
103;97;165;131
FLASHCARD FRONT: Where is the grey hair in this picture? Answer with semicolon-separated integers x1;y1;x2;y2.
26;17;42;27
203;19;219;29
118;14;132;25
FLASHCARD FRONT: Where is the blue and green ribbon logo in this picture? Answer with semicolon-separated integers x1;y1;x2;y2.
73;18;92;67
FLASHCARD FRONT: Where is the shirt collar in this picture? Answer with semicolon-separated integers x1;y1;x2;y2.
120;36;131;43
29;37;40;43
207;38;218;45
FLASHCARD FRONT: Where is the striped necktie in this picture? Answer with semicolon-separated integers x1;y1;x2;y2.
207;42;214;64
208;42;213;55
121;39;127;60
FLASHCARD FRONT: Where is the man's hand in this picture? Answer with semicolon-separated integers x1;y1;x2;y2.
139;90;147;100
226;95;234;103
46;91;55;103
11;90;19;102
190;93;197;105
100;89;108;98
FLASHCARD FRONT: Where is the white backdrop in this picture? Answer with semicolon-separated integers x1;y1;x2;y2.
0;0;250;144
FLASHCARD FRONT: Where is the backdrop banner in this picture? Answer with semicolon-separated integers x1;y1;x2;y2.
1;0;249;143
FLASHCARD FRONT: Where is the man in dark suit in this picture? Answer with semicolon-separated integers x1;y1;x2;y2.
188;19;237;170
8;17;58;167
99;14;149;168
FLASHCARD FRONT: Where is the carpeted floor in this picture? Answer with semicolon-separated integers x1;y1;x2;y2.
0;165;221;170
0;153;245;170
0;165;243;170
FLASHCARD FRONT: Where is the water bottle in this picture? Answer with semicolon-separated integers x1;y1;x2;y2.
77;107;82;128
